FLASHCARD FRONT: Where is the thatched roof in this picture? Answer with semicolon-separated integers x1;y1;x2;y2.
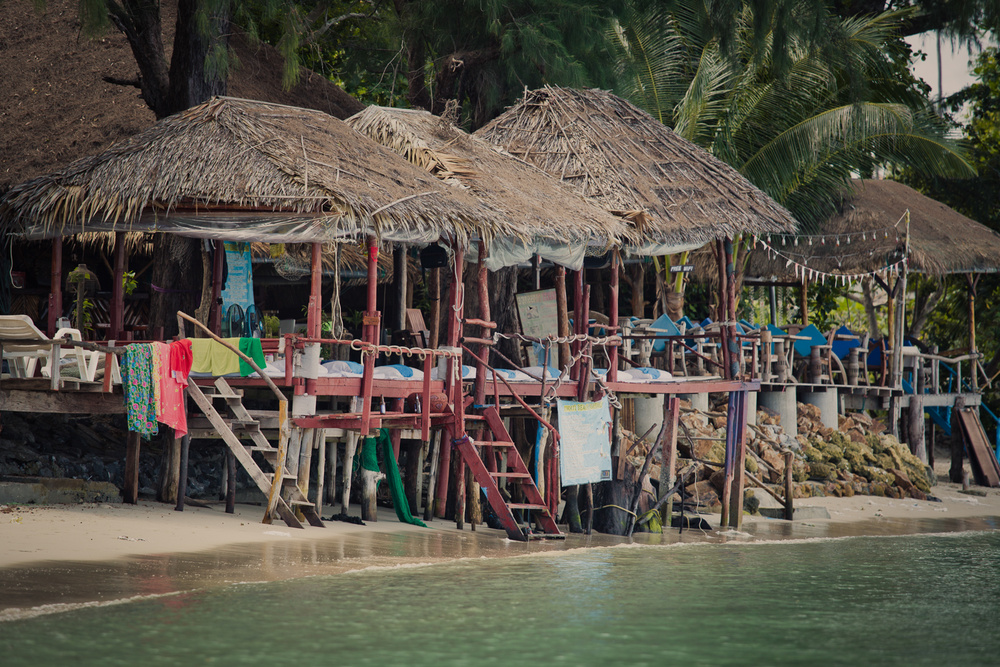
746;179;1000;279
346;105;636;251
0;97;514;245
475;87;798;252
1;0;364;190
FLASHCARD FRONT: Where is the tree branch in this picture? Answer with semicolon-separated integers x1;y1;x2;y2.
306;12;369;45
103;75;142;89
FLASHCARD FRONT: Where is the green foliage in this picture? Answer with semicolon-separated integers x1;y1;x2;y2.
122;271;137;296
610;1;973;229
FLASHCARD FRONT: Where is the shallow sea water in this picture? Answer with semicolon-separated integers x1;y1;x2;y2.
2;524;999;666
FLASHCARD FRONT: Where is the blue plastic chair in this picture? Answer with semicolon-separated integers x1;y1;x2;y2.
649;313;683;353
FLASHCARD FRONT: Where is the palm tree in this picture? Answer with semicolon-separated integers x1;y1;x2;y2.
610;0;973;318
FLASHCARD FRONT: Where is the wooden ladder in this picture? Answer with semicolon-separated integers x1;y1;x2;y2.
453;406;562;541
186;377;324;528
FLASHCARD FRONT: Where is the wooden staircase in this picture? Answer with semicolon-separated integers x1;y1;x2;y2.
453;406;562;541
186;377;324;528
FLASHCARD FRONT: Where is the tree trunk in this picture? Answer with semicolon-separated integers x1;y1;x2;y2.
490;266;523;368
862;277;881;339
166;0;229;114
149;235;204;338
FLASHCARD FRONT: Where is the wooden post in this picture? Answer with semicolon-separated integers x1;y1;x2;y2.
360;435;379;522
393;244;408;333
297;428;315;518
572;269;585;380
967;274;979;391
341;429;359;515
724;390;748;529
473;241;491;408
315;430;327;518
123;431;140;504
783;450;794;520
159;433;181;504
425;429;443;521
226;449;236;514
209;241;225;335
429;267;441;349
467;466;481;531
174;434;190;512
715;239;731;378
909;393;926;463
799;277;809;326
110;232;126;340
609;249;620;382
659;396;679;529
435;242;464;518
307;243;323;339
555;266;571;369
949;396;966;483
48;237;63;337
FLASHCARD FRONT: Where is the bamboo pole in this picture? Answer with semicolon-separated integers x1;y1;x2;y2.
555;266;571;368
659;397;679;529
609;249;620;383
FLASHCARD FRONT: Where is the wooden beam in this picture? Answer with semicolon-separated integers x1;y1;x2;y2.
308;242;323;339
209;241;225;335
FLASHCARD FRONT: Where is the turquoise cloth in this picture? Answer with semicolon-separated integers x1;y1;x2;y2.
237;337;266;376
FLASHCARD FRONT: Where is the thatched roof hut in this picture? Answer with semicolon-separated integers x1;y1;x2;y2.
475;87;798;253
0;97;512;246
747;179;1000;280
346;105;637;268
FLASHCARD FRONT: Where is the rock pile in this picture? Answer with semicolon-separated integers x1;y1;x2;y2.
626;398;935;515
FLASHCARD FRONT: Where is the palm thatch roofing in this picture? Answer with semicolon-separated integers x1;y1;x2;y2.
746;179;1000;279
346;105;637;250
475;86;798;252
0;97;515;245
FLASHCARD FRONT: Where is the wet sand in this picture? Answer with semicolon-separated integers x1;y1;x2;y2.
2;474;999;620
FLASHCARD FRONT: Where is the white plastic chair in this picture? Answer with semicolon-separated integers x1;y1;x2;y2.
0;315;92;381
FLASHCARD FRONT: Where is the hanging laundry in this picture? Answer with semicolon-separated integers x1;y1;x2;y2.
237;337;266;376
121;344;158;439
155;339;193;436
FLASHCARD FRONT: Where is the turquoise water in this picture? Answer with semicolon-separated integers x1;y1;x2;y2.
2;530;999;665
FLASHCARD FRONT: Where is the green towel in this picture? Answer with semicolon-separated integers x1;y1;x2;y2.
365;428;427;528
237;337;266;376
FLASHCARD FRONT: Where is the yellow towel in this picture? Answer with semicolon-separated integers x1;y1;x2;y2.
188;338;241;376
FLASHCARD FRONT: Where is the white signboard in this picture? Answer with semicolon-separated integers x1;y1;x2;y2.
557;397;613;486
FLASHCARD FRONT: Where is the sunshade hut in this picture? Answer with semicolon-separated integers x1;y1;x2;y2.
0;96;506;246
747;179;1000;280
747;178;1000;391
475;86;798;253
346;105;637;270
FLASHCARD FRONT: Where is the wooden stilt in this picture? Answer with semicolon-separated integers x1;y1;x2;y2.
425;429;443;521
297;428;315;519
467;467;480;531
659;396;679;529
48;238;63;337
436;242;464;518
123;430;140;504
726;391;748;529
307;243;323;339
226;449;236;514
784;450;794;520
341;429;359;515
315;430;327;518
429;267;441;349
159;433;181;504
110;232;126;340
608;250;620;382
175;434;190;512
360;433;379;522
555;266;571;369
209;241;225;335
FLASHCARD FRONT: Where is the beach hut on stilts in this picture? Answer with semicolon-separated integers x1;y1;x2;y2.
744;179;1000;486
474;86;799;531
0;96;510;529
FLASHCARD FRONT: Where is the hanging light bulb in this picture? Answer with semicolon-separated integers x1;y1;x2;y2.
808;238;813;246
846;235;851;244
836;237;841;246
794;237;799;246
782;236;786;246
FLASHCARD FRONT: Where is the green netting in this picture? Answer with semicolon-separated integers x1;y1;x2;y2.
363;429;427;528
